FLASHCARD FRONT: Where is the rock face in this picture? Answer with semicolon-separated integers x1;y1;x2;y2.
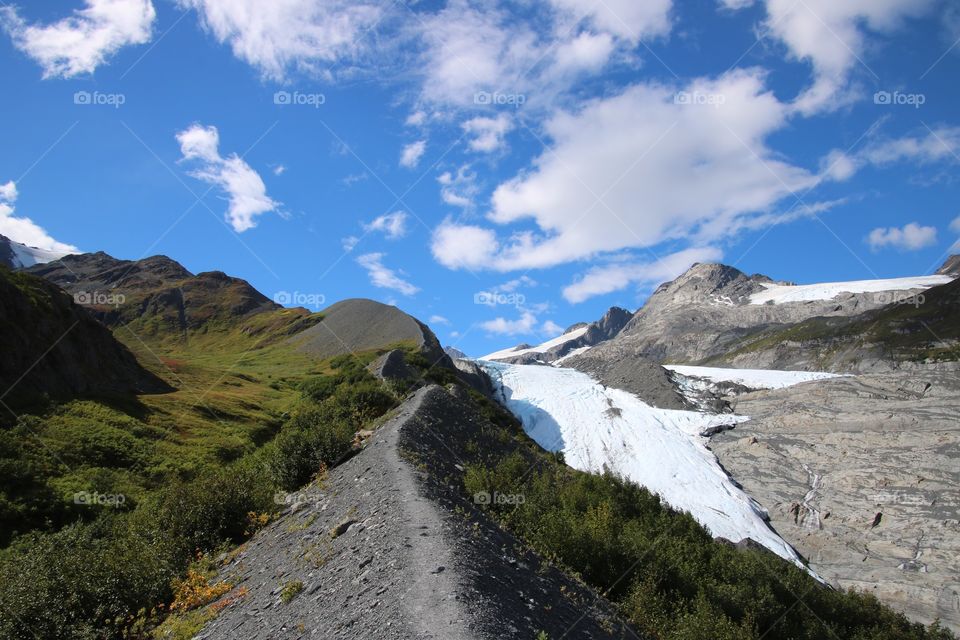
485;306;632;365
581;262;953;371
293;299;446;364
708;370;960;632
199;386;635;639
0;267;170;406
563;347;689;410
938;255;960;276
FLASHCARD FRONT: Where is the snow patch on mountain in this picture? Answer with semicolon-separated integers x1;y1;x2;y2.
665;365;845;390
481;326;588;361
1;235;74;269
748;275;953;305
481;361;812;573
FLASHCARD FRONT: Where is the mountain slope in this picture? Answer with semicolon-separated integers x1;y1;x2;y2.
292;298;447;364
0;234;74;269
0;266;169;408
481;306;631;364
26;252;322;346
578;261;955;371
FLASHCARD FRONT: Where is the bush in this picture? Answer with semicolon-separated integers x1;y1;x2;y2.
468;455;955;640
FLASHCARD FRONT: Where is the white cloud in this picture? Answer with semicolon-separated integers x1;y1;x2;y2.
356;252;419;296
363;211;408;239
541;320;565;335
429;314;450;325
548;0;672;41
479;311;538;336
0;181;18;204
435;70;819;272
273;164;286;176
406;110;427;126
437;165;479;209
176;124;280;233
562;247;724;303
462;114;513;152
1;0;156;78
431;220;498;270
342;235;359;252
0;181;79;253
750;0;936;114
866;223;938;252
497;275;536;293
951;216;960;234
415;0;672;109
860;127;960;166
479;311;564;337
175;0;386;80
400;140;426;169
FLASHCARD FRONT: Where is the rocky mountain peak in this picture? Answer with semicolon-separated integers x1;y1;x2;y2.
937;255;960;277
649;262;773;308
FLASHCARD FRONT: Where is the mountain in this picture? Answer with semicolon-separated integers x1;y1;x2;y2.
0;266;169;408
481;306;632;364
291;298;447;365
0;234;74;269
938;254;960;276
570;262;954;371
26;252;320;345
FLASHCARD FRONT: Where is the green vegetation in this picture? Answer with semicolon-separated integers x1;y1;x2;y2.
0;340;400;639
279;580;304;604
465;445;955;640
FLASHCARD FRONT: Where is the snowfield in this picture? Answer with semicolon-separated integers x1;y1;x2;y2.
481;326;588;361
5;239;73;268
665;365;845;390
748;275;952;305
481;361;811;572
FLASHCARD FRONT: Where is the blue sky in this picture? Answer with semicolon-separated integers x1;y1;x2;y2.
1;0;958;357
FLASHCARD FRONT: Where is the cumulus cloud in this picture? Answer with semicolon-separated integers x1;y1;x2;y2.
479;310;564;337
429;314;450;325
1;0;156;78
175;0;386;80
363;211;408;239
176;124;280;233
356;252;419;296
726;0;936;114
400;140;426;168
437;166;480;210
416;0;672;109
462;115;513;152
434;70;819;272
0;181;79;253
866;223;938;252
562;247;724;303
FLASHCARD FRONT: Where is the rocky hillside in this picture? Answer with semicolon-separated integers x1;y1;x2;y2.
292;298;448;365
0;266;169;408
708;370;960;631
26;252;321;346
567;260;956;372
482;306;631;364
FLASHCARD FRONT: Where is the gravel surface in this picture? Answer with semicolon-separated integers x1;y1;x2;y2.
198;385;638;639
